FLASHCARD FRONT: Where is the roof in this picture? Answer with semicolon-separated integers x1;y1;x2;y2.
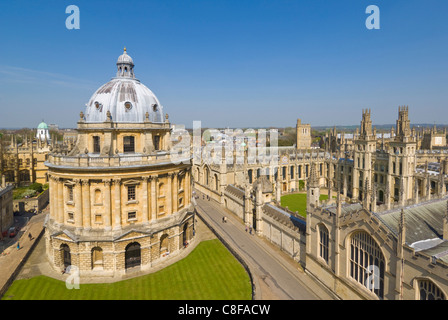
263;203;306;233
377;198;447;246
84;50;165;123
37;121;48;129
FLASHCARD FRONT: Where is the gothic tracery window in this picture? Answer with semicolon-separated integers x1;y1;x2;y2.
418;280;445;300
349;231;385;299
319;224;329;263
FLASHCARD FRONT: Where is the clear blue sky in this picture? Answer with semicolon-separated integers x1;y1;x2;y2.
0;0;447;129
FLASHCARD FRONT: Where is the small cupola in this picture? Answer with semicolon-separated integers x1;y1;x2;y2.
116;47;135;78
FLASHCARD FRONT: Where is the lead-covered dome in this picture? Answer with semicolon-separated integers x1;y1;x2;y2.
84;48;165;123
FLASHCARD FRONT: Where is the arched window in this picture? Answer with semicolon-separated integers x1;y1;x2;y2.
125;242;141;269
60;244;71;269
94;189;102;205
418;279;446;300
160;234;169;255
349;231;385;299
319;224;329;263
214;174;219;191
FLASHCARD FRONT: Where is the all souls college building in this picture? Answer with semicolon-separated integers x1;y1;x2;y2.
194;106;448;300
44;49;195;275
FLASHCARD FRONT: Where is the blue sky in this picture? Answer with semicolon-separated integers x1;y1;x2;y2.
0;0;447;129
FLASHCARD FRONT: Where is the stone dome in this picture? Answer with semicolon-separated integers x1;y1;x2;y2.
83;49;165;123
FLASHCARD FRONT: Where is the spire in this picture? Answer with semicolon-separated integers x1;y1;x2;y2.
399;208;406;246
309;163;319;188
444;200;448;240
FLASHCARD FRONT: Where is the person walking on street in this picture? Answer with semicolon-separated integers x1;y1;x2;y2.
28;233;33;241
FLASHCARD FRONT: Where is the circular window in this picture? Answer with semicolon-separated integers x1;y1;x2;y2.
152;103;158;112
125;102;132;111
94;101;102;110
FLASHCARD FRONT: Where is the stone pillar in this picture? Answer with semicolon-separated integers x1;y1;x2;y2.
57;178;64;224
103;179;112;230
142;176;149;224
150;175;158;221
82;179;91;229
172;172;179;214
255;186;263;236
244;187;251;227
74;179;83;229
167;173;173;215
49;176;55;220
113;178;121;229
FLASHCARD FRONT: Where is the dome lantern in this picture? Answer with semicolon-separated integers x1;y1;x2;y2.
116;47;135;79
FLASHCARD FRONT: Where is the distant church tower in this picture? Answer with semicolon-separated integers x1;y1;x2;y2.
296;119;312;150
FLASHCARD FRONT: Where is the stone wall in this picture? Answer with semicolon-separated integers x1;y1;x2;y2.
13;188;49;214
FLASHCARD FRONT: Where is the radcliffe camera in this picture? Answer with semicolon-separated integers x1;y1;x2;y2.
0;0;447;312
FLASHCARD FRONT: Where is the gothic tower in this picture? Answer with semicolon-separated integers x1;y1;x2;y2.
353;109;376;201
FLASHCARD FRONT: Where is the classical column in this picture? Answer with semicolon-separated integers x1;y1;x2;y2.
142;176;149;224
186;168;192;206
103;179;112;230
57;177;64;224
167;173;173;215
172;172;179;214
49;176;55;220
150;175;158;221
113;178;122;229
74;179;83;229
81;179;91;229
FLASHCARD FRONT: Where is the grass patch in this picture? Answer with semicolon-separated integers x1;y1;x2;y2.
2;239;252;300
280;193;329;217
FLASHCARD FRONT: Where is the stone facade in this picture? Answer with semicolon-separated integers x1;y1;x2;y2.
0;183;14;237
44;50;195;277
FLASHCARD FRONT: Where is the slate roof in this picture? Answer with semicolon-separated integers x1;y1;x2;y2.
377;198;447;246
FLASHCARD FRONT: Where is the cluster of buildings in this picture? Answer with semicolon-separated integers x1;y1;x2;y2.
194;105;448;300
1;48;448;300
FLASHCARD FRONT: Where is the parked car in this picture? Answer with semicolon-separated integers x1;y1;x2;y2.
8;227;18;238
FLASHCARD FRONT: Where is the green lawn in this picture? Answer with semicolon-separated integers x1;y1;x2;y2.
2;239;252;300
280;193;329;217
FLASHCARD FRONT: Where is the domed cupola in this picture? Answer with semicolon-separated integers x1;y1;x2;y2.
116;47;135;78
84;48;165;123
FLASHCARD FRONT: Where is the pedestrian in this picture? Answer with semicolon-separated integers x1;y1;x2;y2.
249;226;252;235
28;232;33;241
245;225;248;232
17;242;20;250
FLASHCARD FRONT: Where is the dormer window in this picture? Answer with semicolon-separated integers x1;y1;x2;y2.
94;101;102;111
124;102;132;111
152;104;158;112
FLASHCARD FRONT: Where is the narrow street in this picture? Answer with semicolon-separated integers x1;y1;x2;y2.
194;192;335;300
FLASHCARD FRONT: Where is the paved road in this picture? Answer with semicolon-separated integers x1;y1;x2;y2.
194;193;335;300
